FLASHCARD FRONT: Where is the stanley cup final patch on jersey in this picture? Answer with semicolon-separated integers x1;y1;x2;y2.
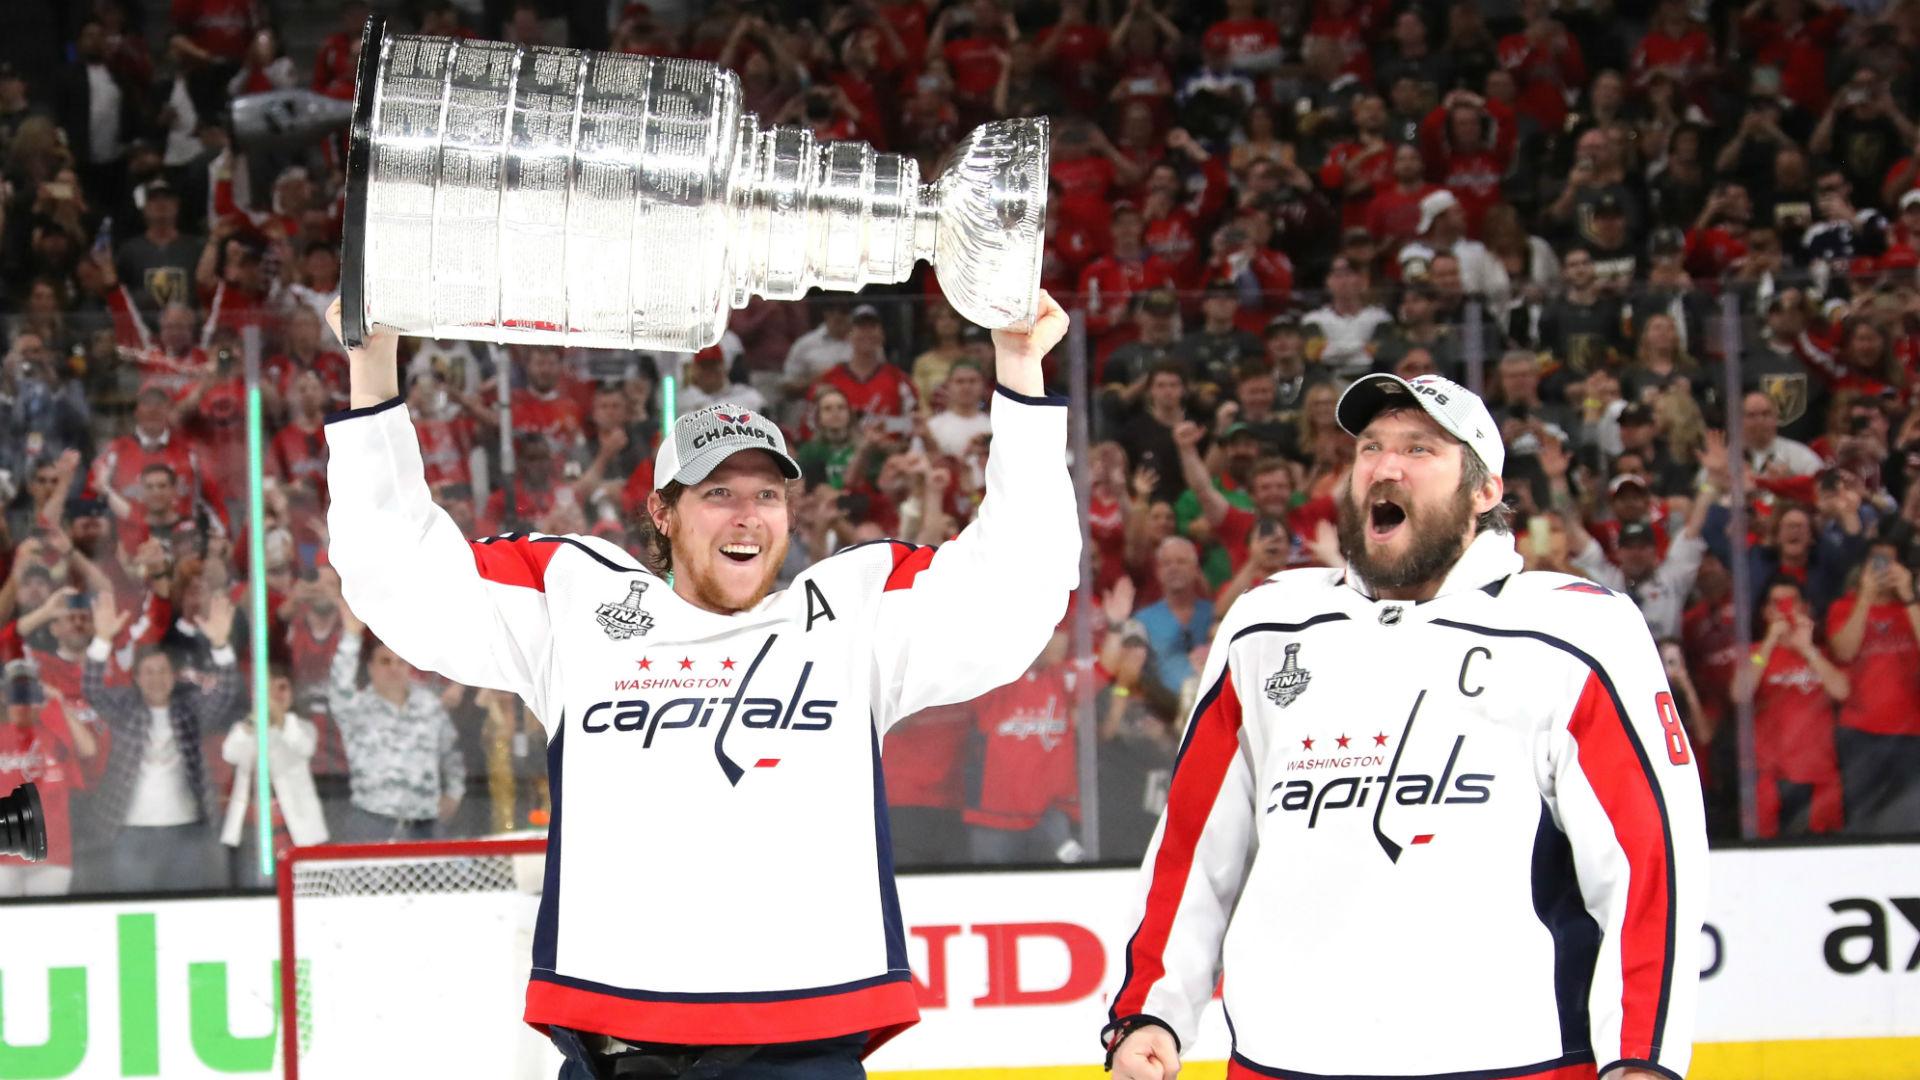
1264;643;1312;708
595;579;656;640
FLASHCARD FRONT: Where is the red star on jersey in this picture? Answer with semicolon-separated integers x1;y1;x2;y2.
1336;734;1351;749
636;657;652;670
721;658;736;670
1300;736;1315;751
678;657;694;670
1373;732;1389;746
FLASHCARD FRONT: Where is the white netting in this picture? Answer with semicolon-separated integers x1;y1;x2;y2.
282;840;562;1080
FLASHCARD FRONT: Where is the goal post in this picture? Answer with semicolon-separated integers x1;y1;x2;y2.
276;836;560;1080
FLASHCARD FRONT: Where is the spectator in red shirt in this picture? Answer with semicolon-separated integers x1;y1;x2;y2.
1734;576;1848;837
1204;215;1294;312
92;388;218;516
816;305;920;426
1050;115;1146;234
882;702;971;866
1419;88;1517;235
480;433;571;536
1312;0;1379;78
1738;0;1849;115
1319;93;1395;230
1826;538;1920;834
1366;143;1443;256
1202;0;1285;83
1078;202;1178;346
503;345;587;454
1034;0;1108;114
962;627;1084;863
0;660;100;896
928;0;1015;121
1632;0;1716;104
269;371;331;509
1496;0;1586;135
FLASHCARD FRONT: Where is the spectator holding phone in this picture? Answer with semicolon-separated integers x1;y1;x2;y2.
1733;575;1848;837
1825;533;1920;834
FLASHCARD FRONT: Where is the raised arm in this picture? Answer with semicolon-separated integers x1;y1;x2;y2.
1172;420;1231;528
324;300;557;718
870;292;1080;722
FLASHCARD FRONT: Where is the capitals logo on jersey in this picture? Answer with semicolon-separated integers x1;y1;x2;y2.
595;579;656;640
1265;643;1312;708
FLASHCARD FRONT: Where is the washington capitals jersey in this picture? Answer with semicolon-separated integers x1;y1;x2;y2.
323;387;1078;1052
1108;531;1708;1080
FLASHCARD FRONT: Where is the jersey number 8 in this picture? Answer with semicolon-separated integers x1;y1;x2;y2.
1654;691;1691;766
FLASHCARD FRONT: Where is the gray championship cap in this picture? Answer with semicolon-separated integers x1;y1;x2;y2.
654;403;802;491
1335;372;1505;475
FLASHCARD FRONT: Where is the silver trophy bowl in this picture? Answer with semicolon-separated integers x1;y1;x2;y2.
339;15;1047;352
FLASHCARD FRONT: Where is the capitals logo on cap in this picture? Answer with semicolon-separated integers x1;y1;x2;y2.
656;402;803;491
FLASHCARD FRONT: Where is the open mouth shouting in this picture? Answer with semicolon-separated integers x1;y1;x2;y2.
1367;495;1408;545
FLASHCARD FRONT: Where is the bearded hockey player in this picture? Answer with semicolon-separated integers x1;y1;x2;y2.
323;292;1077;1080
1105;372;1708;1080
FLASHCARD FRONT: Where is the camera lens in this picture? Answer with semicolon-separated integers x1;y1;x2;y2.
0;783;47;862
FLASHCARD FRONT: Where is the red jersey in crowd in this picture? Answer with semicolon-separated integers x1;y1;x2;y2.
1749;645;1844;837
1319;138;1394;229
313;31;357;99
882;703;972;811
263;350;352;409
944;32;1010;103
1306;8;1374;83
172;0;256;61
963;662;1083;831
818;360;919;421
1052;153;1120;233
1143;209;1204;286
1739;6;1848;113
1078;252;1177;338
1496;27;1587;134
1826;595;1920;736
1087;490;1128;595
1042;217;1104;295
96;428;219;516
1419;99;1517;235
1683;224;1749;280
1631;24;1715;98
1035;21;1109;113
1681;595;1739;732
0;701;96;869
1365;180;1443;252
414;411;476;490
511;385;586;452
269;420;330;503
1202;17;1285;79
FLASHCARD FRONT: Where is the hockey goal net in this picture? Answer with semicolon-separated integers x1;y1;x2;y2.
276;836;563;1080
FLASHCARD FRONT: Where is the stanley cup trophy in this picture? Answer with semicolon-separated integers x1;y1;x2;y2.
338;14;1049;352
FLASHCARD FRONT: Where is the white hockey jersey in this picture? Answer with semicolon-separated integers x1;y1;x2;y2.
324;388;1078;1051
1109;531;1708;1080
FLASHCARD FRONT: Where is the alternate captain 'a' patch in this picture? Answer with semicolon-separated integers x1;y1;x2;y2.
1556;581;1614;596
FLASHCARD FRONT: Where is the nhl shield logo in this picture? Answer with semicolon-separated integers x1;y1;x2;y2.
1264;643;1312;708
595;579;656;640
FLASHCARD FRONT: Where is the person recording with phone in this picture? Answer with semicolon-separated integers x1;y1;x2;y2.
1825;532;1920;835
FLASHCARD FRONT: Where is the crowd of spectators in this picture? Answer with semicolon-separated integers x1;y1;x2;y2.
4;0;1920;897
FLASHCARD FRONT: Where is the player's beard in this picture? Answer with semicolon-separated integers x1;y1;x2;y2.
675;532;790;615
1336;476;1476;594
